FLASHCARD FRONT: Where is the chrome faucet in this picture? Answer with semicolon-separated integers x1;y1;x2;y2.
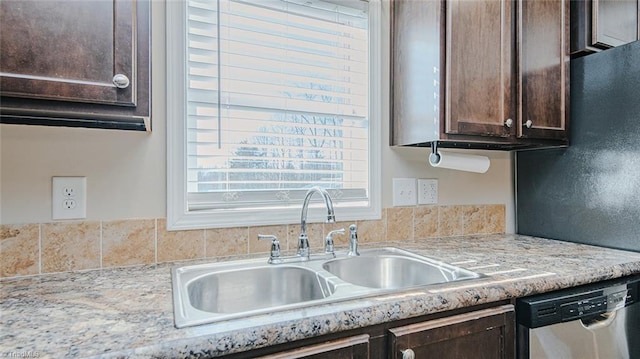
324;228;345;256
258;234;282;264
298;186;336;258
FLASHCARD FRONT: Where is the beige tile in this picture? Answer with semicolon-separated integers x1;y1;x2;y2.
439;205;463;237
323;221;353;247
462;205;487;235
205;226;248;257
248;225;288;254
0;224;40;277
41;221;100;273
386;207;414;241
288;223;324;250
357;213;386;243
102;219;155;267
157;219;204;262
414;206;439;239
485;204;506;234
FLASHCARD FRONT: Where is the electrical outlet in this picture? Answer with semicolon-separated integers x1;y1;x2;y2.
418;178;438;205
63;187;76;198
392;178;417;206
52;177;86;220
62;199;77;209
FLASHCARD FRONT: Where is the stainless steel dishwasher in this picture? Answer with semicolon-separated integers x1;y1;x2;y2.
516;275;640;359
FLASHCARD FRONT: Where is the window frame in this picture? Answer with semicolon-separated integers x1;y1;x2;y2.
166;0;382;230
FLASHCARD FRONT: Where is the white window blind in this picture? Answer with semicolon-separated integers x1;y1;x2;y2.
185;0;370;210
167;0;381;229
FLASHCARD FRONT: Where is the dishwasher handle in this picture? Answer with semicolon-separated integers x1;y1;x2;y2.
580;310;618;330
579;287;630;330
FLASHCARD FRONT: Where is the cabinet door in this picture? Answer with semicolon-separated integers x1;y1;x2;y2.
592;0;639;48
256;334;370;359
446;0;514;139
518;0;569;141
388;305;515;359
571;0;639;56
0;0;150;130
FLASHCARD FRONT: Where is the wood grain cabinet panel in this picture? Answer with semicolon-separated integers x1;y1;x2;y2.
230;302;515;358
446;0;514;139
391;0;569;148
518;0;570;141
388;305;515;359
0;0;151;131
256;334;370;359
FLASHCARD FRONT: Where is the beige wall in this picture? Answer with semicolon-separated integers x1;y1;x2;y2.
0;1;515;232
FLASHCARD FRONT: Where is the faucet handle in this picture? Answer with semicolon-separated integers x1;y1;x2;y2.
325;228;345;255
258;234;282;264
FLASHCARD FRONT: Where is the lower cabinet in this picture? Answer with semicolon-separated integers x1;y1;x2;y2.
388;305;515;359
232;303;515;359
255;334;370;359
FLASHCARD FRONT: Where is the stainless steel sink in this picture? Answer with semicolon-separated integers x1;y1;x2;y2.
187;266;335;314
172;247;484;328
322;248;482;289
172;259;355;328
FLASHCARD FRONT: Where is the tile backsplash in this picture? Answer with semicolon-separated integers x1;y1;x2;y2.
0;204;505;279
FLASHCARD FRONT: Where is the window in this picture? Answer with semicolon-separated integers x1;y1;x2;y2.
167;0;381;229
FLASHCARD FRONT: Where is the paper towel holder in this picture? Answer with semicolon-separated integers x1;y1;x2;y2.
429;141;441;164
428;140;491;173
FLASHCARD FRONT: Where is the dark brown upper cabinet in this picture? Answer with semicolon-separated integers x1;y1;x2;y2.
391;0;569;149
518;0;570;141
0;0;151;131
571;0;640;57
445;0;514;141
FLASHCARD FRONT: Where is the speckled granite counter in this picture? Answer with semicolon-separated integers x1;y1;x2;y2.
2;234;640;358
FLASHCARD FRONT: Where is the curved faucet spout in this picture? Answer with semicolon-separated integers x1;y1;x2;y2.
298;186;336;257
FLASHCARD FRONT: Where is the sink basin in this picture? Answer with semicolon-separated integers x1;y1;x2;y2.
172;261;342;328
187;266;334;313
172;247;484;328
322;248;482;289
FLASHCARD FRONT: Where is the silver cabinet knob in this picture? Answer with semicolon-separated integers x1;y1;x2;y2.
525;119;533;128
112;74;130;89
402;349;415;359
504;118;513;128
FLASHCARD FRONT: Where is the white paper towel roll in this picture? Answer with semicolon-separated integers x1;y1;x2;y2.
428;151;490;173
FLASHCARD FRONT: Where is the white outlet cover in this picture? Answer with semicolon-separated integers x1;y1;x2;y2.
52;177;87;220
392;178;417;206
418;178;438;205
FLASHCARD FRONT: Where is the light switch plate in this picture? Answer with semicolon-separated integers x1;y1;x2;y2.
392;178;417;206
52;176;87;220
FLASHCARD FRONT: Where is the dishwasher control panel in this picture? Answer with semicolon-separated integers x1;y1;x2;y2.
560;295;607;320
516;275;639;328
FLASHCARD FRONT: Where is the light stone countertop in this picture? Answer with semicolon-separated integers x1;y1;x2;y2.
1;234;640;358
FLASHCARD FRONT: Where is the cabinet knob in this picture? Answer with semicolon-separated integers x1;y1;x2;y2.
112;74;130;89
525;120;533;128
401;349;415;359
504;118;513;128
